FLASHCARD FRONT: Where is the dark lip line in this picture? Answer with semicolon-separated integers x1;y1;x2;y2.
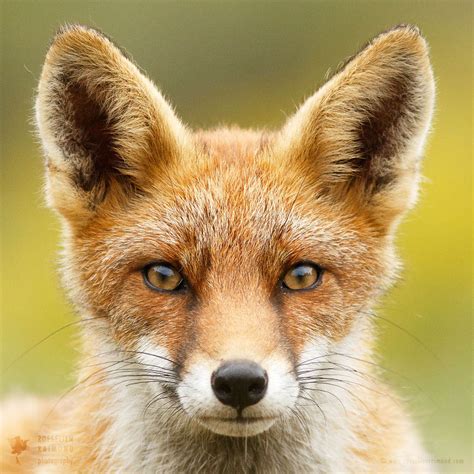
199;416;276;424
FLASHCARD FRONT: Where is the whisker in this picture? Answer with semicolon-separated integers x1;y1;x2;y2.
3;316;106;373
143;390;178;417
101;367;179;379
359;309;444;365
297;364;377;384
124;379;178;387
38;357;134;430
84;348;180;369
326;352;424;390
300;380;371;413
300;374;396;401
300;387;348;415
296;394;327;425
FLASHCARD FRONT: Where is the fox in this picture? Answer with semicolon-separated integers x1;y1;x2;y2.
0;23;436;473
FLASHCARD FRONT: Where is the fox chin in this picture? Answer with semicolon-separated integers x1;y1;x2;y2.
1;23;435;473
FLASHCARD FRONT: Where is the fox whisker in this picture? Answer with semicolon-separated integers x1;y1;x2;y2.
299;380;370;413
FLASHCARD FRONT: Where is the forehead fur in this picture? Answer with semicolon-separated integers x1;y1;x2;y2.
194;127;273;161
69;135;388;357
79;130;380;293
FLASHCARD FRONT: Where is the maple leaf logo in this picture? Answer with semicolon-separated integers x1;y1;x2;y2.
8;436;28;464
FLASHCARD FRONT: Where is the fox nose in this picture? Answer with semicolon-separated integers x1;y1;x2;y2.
211;359;268;410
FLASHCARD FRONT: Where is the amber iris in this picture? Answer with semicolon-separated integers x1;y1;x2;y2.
283;263;321;290
144;263;183;291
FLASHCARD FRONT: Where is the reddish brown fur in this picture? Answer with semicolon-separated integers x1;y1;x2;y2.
64;143;387;362
1;24;435;473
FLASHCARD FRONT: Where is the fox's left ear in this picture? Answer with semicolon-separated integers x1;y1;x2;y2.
278;25;435;232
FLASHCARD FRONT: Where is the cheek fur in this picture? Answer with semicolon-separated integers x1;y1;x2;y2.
279;258;386;355
92;271;195;362
279;271;346;353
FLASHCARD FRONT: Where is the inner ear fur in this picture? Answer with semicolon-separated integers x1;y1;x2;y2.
35;25;189;222
278;25;435;231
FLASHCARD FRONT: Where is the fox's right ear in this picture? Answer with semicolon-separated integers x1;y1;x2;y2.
35;25;189;224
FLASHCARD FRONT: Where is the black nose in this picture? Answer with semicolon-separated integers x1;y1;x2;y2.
211;359;268;410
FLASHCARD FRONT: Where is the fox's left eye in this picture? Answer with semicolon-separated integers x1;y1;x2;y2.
143;263;184;292
282;262;323;291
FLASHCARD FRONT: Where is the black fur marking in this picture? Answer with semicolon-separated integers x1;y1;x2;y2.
51;72;137;206
354;67;420;195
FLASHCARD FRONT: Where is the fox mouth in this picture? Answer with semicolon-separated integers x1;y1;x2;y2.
196;415;278;436
199;415;276;424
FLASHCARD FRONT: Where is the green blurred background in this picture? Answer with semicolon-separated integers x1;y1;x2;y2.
1;1;471;471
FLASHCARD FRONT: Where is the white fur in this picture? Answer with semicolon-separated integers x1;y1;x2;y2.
178;354;299;437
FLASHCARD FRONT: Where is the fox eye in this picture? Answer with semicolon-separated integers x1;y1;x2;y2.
282;263;322;291
143;263;184;292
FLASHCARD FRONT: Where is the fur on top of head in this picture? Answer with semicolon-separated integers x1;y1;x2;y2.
36;23;434;233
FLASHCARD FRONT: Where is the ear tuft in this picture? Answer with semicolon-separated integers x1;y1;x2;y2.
36;24;189;223
278;25;435;231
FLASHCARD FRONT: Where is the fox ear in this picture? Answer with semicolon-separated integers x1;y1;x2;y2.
279;25;435;232
35;25;189;223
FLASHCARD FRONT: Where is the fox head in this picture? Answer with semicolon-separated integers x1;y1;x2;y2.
36;25;434;438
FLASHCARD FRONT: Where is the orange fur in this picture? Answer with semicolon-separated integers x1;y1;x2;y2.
2;24;435;473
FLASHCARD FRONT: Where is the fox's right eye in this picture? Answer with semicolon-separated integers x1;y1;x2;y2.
282;262;322;291
143;263;184;292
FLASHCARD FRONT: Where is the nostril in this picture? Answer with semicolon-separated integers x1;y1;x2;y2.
249;383;260;393
214;380;232;395
211;359;268;410
249;380;265;395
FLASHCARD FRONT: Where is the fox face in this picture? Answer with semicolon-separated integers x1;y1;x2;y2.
35;25;434;439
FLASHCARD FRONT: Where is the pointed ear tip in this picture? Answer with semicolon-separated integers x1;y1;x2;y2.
47;23;112;57
386;23;422;36
374;24;431;56
41;24;129;83
54;23;106;41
